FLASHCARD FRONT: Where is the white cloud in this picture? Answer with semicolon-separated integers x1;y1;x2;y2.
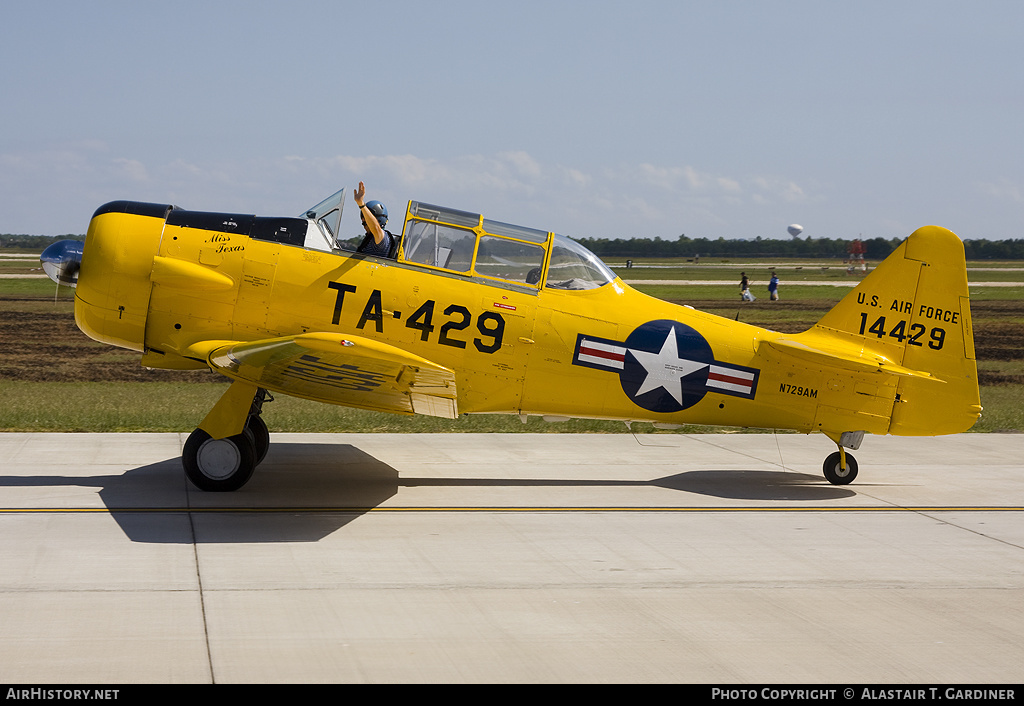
113;158;149;182
977;179;1024;203
717;177;741;193
636;163;721;192
499;150;543;178
751;175;808;203
0;143;820;238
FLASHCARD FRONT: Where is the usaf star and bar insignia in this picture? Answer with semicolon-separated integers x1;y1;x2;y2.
572;319;759;414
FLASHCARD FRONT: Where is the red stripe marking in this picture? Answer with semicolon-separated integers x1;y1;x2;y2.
708;371;752;387
580;345;625;363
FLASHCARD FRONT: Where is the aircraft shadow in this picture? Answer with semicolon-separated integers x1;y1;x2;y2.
2;441;853;544
0;443;399;544
401;469;855;502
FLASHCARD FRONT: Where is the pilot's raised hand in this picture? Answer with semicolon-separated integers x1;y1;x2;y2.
354;181;366;207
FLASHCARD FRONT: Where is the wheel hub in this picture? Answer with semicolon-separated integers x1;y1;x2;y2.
196;438;242;480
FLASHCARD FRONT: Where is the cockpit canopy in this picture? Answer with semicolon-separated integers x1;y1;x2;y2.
299;190;616;290
398;201;616;290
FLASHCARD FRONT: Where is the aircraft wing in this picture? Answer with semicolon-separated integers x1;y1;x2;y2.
191;333;459;418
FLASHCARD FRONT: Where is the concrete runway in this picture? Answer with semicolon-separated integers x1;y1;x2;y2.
1;431;1022;684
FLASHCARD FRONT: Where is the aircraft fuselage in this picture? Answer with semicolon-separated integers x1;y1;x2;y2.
73;201;913;439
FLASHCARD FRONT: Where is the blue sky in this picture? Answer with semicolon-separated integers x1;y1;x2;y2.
2;0;1022;241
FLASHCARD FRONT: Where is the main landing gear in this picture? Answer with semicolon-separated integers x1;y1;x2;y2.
182;384;271;492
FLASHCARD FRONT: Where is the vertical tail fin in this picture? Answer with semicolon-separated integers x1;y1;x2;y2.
806;226;981;435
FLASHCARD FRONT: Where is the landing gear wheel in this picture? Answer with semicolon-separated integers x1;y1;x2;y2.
823;451;858;485
183;428;257;492
246;415;270;465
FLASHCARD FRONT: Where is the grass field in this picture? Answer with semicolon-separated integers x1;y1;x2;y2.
1;380;1019;434
1;254;1021;433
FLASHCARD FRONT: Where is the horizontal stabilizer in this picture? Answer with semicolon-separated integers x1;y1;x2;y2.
766;337;941;381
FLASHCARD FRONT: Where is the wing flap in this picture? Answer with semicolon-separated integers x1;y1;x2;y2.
203;332;458;418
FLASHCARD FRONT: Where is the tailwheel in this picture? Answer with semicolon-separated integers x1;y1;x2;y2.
183;428;257;492
823;450;858;485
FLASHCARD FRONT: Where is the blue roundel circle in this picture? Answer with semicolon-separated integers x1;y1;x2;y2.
619;320;714;413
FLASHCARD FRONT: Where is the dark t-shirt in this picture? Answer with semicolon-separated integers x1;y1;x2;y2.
357;229;395;258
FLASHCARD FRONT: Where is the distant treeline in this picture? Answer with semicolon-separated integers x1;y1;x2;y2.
1;234;84;249
575;235;1024;261
5;232;1024;260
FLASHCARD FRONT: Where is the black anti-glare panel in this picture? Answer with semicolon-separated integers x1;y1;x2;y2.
92;200;177;220
251;217;308;246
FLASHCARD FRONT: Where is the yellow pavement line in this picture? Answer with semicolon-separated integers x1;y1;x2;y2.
1;506;1022;514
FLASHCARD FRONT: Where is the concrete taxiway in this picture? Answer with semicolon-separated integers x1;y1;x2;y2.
1;432;1022;683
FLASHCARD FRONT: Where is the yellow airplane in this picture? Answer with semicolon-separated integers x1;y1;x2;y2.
40;189;981;491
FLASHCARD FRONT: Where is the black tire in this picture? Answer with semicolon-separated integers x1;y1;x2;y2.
246;415;270;465
182;428;257;492
823;451;858;485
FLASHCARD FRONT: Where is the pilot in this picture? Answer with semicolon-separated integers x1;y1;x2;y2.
354;181;396;258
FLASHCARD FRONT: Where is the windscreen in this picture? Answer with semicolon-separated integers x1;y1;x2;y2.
546;234;616;290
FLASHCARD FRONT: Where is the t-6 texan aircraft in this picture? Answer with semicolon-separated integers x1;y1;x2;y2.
41;188;981;491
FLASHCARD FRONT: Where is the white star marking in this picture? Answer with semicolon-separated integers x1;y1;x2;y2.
629;326;709;404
